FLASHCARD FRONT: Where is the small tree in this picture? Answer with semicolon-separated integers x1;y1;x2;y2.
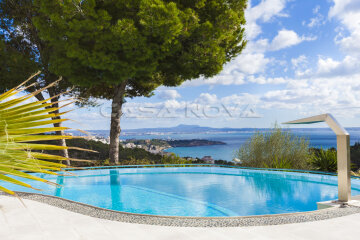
34;0;248;164
235;125;311;169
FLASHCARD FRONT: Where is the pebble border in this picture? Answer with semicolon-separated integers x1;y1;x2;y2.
5;192;360;227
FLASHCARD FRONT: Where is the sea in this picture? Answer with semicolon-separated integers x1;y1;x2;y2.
79;128;360;161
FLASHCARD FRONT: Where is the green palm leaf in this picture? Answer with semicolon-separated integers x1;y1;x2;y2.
0;73;91;195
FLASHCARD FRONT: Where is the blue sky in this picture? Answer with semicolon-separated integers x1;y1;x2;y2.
66;0;360;130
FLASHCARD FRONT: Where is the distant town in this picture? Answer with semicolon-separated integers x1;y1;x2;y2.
78;134;226;164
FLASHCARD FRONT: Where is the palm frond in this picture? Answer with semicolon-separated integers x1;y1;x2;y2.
0;73;92;195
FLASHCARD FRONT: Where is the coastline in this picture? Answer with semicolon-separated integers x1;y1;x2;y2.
68;128;360;163
120;139;227;156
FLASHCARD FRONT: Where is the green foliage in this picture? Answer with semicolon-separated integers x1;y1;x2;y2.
350;142;360;170
160;153;192;165
308;148;337;172
42;137;191;167
263;156;294;169
125;139;169;147
0;1;39;89
0;41;39;87
119;153;192;166
214;159;236;166
33;0;248;97
235;125;311;170
0;0;95;106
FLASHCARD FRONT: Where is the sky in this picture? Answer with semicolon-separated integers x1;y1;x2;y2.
65;0;360;130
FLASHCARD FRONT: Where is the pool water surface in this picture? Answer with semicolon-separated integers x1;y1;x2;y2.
3;167;360;217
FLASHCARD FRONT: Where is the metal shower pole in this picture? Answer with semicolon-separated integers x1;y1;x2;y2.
284;113;351;202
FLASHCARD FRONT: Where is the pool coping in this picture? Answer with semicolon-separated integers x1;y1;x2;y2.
4;191;360;227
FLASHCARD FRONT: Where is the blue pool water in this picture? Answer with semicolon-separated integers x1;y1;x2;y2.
4;167;360;217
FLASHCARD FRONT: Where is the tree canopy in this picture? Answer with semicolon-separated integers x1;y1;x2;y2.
34;0;247;97
33;0;248;164
0;0;96;104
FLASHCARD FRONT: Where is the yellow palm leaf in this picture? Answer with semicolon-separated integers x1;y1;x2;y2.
0;73;92;195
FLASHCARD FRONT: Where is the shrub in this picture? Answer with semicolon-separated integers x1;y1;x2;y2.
350;142;360;169
351;169;360;176
235;124;311;169
263;156;294;169
308;148;337;172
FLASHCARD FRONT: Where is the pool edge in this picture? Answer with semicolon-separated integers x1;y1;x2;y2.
3;192;360;227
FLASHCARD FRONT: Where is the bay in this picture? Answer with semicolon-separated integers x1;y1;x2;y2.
78;128;360;161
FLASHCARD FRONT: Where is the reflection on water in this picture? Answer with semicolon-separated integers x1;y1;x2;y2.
245;172;329;214
110;169;122;209
3;167;360;217
55;175;64;197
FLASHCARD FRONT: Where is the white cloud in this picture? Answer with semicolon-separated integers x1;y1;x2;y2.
329;0;360;56
247;76;287;84
329;0;360;19
181;51;270;86
235;53;270;74
316;55;360;77
295;69;312;78
290;54;360;79
222;93;260;105
180;22;316;87
305;5;325;28
258;73;360;119
316;57;340;75
163;99;184;109
190;28;314;87
246;30;316;53
336;29;360;55
195;93;218;105
181;73;246;87
181;72;290;87
291;55;308;69
245;39;270;53
313;5;320;14
157;90;181;100
307;15;325;28
121;92;261;119
245;0;289;39
269;29;316;51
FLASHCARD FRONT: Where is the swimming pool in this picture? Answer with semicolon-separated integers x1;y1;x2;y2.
3;166;360;217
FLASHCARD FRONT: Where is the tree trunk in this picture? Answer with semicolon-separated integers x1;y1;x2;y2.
50;96;71;166
33;87;70;165
47;86;71;166
109;82;127;165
